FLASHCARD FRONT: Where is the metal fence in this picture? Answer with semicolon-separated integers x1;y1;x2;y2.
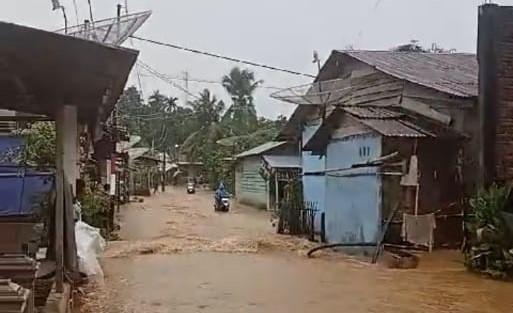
277;200;318;241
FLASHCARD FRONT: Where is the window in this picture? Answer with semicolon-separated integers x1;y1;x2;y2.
359;146;370;157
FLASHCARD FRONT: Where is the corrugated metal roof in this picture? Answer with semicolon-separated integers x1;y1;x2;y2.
127;147;149;162
262;155;300;169
357;118;428;138
342;107;403;119
236;141;287;159
337;51;478;97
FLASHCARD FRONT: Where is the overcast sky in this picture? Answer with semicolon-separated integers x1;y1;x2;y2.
1;0;509;118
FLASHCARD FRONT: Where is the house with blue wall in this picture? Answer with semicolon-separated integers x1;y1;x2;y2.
276;50;479;247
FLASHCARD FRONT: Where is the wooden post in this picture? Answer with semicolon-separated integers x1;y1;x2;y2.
161;153;166;192
54;104;77;292
55;109;65;293
274;171;279;211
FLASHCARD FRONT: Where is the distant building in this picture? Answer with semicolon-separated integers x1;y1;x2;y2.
235;141;298;209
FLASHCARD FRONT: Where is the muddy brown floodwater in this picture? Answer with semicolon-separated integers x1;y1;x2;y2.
79;187;513;313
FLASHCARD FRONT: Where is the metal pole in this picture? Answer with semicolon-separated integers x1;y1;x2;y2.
275;171;279;211
161;152;166;192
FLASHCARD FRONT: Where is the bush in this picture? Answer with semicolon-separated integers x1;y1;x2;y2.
465;183;513;279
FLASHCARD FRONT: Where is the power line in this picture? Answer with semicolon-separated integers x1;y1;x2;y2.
130;35;316;78
122;0;145;99
137;60;201;100
161;74;282;90
86;0;94;22
71;0;80;25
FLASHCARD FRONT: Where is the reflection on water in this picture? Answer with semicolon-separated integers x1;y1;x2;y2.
78;189;513;313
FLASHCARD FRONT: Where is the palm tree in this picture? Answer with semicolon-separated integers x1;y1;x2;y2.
180;89;226;160
221;67;262;135
222;67;261;103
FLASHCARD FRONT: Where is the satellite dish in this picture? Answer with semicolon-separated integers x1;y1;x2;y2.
270;77;352;107
55;10;152;46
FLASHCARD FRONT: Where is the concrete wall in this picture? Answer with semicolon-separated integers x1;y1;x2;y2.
325;133;382;244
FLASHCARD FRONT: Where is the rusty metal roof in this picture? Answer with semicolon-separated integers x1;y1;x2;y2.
342;107;403;119
336;51;477;97
262;155;300;169
343;107;432;138
357;118;428;138
236;141;287;159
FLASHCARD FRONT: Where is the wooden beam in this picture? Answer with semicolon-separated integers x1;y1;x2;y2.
55;158;64;293
54;105;66;293
0;114;51;122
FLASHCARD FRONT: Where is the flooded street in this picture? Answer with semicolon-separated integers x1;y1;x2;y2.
81;188;513;313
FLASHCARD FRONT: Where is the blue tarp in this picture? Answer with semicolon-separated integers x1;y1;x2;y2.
0;136;54;216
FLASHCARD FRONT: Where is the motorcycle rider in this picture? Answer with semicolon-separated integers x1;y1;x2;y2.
215;182;229;208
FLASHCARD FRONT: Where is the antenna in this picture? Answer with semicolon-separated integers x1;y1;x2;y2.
51;1;68;34
56;10;152;46
87;0;95;23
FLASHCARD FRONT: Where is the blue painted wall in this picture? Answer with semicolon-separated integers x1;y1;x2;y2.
302;121;326;214
324;134;382;244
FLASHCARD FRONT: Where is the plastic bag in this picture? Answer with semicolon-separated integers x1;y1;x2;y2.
75;221;106;278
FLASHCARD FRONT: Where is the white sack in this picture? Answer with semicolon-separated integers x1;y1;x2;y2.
75;221;106;278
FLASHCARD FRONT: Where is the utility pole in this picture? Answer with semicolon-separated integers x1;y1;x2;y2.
183;71;189;105
161;152;166;192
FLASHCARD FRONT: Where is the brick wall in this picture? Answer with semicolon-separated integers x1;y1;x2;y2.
478;4;513;183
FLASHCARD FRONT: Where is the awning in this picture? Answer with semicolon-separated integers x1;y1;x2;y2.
0;21;138;123
236;141;287;159
262;155;300;169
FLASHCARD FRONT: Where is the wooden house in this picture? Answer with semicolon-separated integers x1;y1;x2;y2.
278;50;478;247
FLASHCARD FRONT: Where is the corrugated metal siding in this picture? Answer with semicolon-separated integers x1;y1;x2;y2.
325;133;382;244
237;156;267;208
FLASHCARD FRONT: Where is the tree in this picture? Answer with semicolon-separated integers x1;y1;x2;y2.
222;67;262;135
21;122;56;168
392;40;427;52
118;86;145;134
391;40;456;53
189;89;225;127
118;87;192;155
180;89;226;161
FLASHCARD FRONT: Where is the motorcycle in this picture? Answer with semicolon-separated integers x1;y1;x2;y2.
214;196;230;212
187;182;196;194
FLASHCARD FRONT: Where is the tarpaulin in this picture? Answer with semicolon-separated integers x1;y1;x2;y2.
0;136;54;216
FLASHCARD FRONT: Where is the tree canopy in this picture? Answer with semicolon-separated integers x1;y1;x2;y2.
391;40;456;53
117;67;286;189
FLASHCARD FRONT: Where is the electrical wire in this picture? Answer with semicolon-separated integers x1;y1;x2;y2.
374;0;384;10
161;74;282;90
86;0;94;23
137;60;201;100
71;0;80;25
122;0;146;99
130;35;315;78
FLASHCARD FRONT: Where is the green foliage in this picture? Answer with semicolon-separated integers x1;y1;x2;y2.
222;67;262;135
469;184;509;229
465;183;513;279
117;67;285;192
118;87;192;155
20;122;56;168
80;179;110;233
391;40;455;53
